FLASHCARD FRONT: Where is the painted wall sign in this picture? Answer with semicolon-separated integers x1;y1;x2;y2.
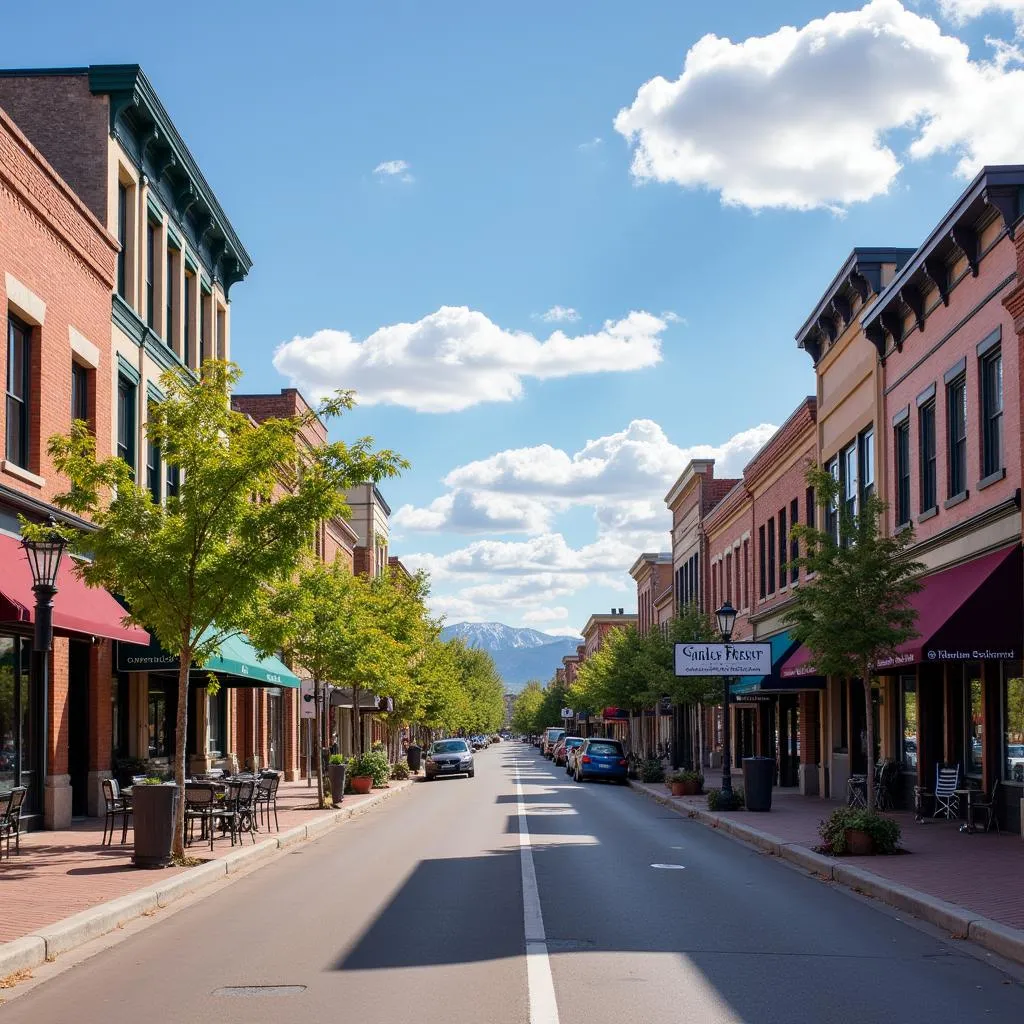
674;643;772;677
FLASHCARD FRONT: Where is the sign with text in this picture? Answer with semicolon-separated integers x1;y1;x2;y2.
674;643;771;677
560;707;574;719
300;679;317;719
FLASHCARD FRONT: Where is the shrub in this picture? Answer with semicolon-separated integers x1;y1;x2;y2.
639;755;665;783
669;769;704;785
390;759;411;780
707;787;745;811
348;749;391;788
818;807;901;855
328;753;346;766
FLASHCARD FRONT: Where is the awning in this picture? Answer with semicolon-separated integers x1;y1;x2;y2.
781;544;1022;676
731;631;823;694
117;630;299;687
0;532;149;644
328;686;380;709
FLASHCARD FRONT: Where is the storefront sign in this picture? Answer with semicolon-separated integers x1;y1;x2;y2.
924;647;1017;662
674;643;771;677
733;693;775;703
300;679;316;719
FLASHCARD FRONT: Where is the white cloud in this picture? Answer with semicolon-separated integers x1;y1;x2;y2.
540;305;581;323
521;606;570;624
392;492;552;534
938;0;1024;29
373;159;414;183
274;307;665;413
614;0;1024;211
578;137;604;151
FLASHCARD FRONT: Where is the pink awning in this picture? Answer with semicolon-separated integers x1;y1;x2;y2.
0;532;149;644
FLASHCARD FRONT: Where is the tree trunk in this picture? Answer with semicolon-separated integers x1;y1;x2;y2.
697;703;704;773
863;663;876;811
171;656;190;859
313;677;325;809
353;684;363;754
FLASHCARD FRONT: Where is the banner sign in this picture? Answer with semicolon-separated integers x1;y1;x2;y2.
560;707;574;719
674;643;772;677
300;679;317;719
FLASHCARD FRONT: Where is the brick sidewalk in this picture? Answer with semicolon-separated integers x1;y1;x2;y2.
639;774;1024;931
0;779;406;945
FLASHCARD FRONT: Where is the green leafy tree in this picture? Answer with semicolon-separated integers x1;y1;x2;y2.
36;361;406;855
451;642;506;734
511;680;544;735
786;466;923;809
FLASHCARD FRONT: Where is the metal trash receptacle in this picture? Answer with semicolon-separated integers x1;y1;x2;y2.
742;757;775;811
407;744;422;772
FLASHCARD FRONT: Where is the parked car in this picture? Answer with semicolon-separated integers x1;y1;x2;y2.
573;738;628;784
470;736;487;750
424;739;475;780
559;736;585;770
1007;744;1024;782
551;738;567;765
542;727;565;758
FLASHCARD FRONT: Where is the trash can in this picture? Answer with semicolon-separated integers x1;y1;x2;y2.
742;757;775;812
407;744;422;772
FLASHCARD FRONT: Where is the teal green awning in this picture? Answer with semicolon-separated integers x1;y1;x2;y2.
730;632;798;695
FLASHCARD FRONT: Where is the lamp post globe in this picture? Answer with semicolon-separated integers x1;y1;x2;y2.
714;600;737;797
715;600;737;643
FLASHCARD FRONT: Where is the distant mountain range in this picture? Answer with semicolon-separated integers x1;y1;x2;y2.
440;622;582;691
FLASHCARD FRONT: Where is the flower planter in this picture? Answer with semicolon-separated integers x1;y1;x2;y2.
132;783;179;869
327;764;347;807
670;782;687;797
844;828;874;856
350;775;373;795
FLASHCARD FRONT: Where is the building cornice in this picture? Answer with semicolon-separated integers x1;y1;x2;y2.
743;398;817;490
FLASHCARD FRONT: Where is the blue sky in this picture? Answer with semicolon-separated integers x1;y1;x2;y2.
7;0;1024;634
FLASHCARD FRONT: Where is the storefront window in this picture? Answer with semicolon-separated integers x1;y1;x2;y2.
1004;662;1024;783
208;689;225;756
148;685;169;758
0;637;16;789
965;664;983;777
900;675;917;768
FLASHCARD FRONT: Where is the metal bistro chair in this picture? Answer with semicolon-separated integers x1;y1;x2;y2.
101;778;132;846
966;778;1001;834
232;779;259;843
933;763;961;820
847;774;868;809
255;772;281;832
0;787;28;860
184;782;219;851
874;759;898;811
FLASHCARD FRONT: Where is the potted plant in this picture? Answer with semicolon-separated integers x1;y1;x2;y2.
668;769;704;796
390;759;411;781
818;807;901;856
327;754;347;807
639;754;665;784
347;749;390;793
707;786;745;811
115;756;150;789
132;777;179;868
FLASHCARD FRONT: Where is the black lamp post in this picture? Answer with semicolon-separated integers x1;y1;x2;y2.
715;600;737;798
21;519;67;818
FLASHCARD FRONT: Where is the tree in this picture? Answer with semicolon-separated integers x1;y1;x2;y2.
511;680;544;735
450;642;506;734
569;628;647;718
38;361;406;856
786;466;922;810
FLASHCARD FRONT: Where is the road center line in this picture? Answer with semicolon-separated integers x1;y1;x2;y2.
515;760;561;1024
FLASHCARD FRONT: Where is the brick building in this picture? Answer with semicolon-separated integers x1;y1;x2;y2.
629;552;672;636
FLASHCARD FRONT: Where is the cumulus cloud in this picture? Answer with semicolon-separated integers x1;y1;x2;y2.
273;307;665;413
540;305;581;323
392;492;552;534
614;0;1024;210
521;606;570;624
938;0;1024;29
373;159;414;182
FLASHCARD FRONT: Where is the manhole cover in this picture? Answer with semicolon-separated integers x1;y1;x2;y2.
650;863;686;870
212;985;307;997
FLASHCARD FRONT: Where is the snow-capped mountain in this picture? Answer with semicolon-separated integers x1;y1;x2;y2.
440;622;582;690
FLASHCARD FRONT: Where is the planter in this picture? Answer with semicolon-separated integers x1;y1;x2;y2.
132;783;179;869
327;764;347;807
670;782;686;797
844;828;874;856
682;779;701;796
350;775;373;795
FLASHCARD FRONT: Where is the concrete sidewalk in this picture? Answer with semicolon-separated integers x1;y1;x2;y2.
0;777;414;977
631;777;1024;967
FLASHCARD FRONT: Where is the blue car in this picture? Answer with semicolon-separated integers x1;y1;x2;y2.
574;738;628;784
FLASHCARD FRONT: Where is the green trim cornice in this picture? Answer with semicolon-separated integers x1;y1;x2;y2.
111;294;195;381
116;353;141;385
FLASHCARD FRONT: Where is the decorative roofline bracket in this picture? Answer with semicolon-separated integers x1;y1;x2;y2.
899;285;926;333
983;184;1020;241
922;255;950;307
950;223;979;277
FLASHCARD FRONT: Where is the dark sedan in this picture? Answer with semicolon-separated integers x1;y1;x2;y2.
424;739;475;780
573;738;628;784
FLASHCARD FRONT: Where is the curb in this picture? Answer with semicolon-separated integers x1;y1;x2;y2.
629;780;1024;967
0;780;413;980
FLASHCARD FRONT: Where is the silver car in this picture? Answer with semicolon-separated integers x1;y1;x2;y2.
424;739;475;780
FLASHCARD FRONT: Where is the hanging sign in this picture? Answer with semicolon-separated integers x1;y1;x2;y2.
674;643;771;677
300;679;317;719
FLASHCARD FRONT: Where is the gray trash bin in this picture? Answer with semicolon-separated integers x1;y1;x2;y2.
742;757;775;811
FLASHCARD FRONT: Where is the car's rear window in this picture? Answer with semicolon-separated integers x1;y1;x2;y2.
586;742;623;756
564;737;584;746
546;729;564;739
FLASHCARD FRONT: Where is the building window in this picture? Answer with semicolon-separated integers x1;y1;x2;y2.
859;427;875;505
758;525;766;599
981;347;1003;478
895;420;911;527
778;507;787;589
947;373;967;497
900;675;917;768
806;486;815;530
146;220;157;329
919;399;937;512
117;182;128;299
200;290;210;366
824;459;839;542
166;464;180;499
117;376;136;476
767;518;776;595
965;664;983;778
183;272;193;367
147;684;169;758
842;442;857;521
742;540;749;608
1003;663;1024;782
790;498;799;583
71;361;89;426
216;307;226;359
146;403;161;502
734;547;741;606
166;247;178;346
6;316;31;469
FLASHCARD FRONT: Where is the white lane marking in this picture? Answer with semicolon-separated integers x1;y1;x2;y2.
515;762;561;1024
650;863;687;870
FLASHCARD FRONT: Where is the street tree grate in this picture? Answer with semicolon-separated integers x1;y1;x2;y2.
212;985;307;997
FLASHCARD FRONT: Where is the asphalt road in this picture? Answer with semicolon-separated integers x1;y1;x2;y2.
4;746;1024;1023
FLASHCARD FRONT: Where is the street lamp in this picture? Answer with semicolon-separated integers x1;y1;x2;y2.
715;600;737;798
21;518;67;818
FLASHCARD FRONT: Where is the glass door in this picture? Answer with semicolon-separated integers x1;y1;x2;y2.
267;692;283;770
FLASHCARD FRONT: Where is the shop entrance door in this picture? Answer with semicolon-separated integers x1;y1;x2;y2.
778;695;800;787
267;691;283;770
68;641;90;817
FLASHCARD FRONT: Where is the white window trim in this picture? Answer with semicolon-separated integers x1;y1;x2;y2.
69;326;101;369
5;273;45;325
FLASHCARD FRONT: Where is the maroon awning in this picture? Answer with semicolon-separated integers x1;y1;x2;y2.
0;532;149;644
780;545;1020;677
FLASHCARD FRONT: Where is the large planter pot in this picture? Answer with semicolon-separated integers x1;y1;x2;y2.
683;779;701;796
670;782;687;797
350;775;373;795
845;828;874;856
327;764;347;807
132;784;179;869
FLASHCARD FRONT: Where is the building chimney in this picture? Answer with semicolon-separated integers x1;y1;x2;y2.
610;607;615;614
618;608;624;615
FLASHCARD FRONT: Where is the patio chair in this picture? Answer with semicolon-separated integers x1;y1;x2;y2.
847;774;867;809
101;778;132;846
0;787;27;860
966;778;1001;834
874;759;897;811
231;780;258;843
255;772;281;832
933;763;961;819
184;783;219;851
